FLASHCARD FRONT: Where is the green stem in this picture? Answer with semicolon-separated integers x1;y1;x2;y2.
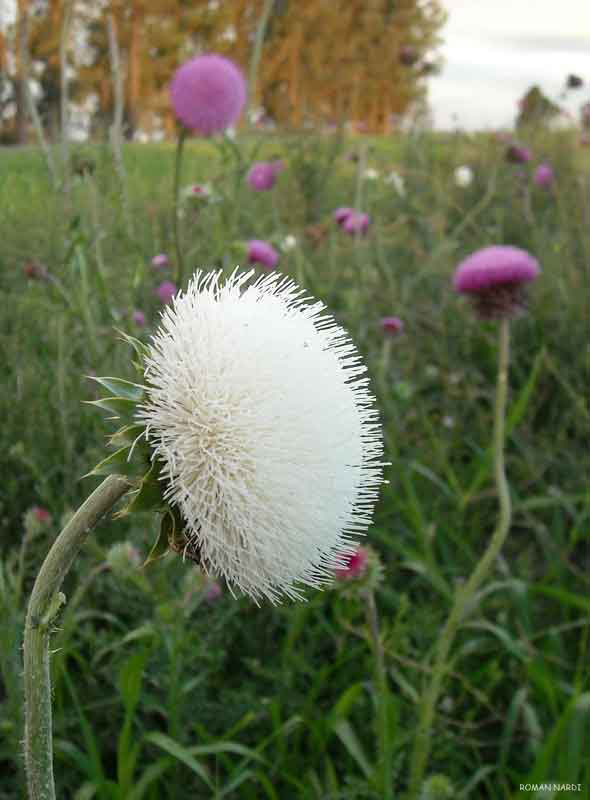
363;588;393;799
23;475;130;800
173;127;187;288
246;0;275;127
407;318;512;798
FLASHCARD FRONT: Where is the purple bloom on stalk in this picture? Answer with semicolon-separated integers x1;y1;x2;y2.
170;55;246;136
533;163;554;188
382;316;404;335
132;310;146;327
152;253;169;269
333;207;355;225
453;245;540;319
506;144;532;164
342;211;370;236
246;160;284;191
156;281;178;304
247;240;279;270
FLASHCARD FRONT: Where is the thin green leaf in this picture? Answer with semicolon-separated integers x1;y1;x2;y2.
331;718;373;779
87;376;145;402
144;732;213;788
85;396;137;417
84;446;136;479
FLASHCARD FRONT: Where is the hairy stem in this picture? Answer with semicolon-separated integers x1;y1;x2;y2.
24;475;130;800
173;127;187;287
407;318;512;798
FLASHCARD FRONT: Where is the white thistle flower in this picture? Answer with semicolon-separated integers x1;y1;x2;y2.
137;269;386;603
384;170;405;196
454;165;473;187
281;234;297;252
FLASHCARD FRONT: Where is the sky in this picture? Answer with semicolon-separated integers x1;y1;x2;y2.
429;0;590;130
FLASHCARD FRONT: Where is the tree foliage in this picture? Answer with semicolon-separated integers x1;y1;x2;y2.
1;0;446;141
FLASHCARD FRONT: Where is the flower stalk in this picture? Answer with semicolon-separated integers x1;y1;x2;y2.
173;127;188;288
407;317;512;798
24;475;130;800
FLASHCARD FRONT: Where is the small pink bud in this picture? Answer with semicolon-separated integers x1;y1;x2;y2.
151;254;169;269
335;547;369;580
132;310;146;326
382;316;404;335
32;506;52;524
155;281;177;304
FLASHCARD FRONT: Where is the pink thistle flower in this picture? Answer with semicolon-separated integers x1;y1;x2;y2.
246;160;284;191
32;506;51;524
156;281;178;304
132;310;146;327
454;245;540;319
341;211;370;236
170;55;247;136
382;316;404;335
335;547;369;580
533;163;554;188
333;207;355;225
506;144;532;164
23;261;48;281
247;239;279;270
204;581;223;602
152;253;169;269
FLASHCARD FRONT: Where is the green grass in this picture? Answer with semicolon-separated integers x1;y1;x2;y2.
1;127;589;799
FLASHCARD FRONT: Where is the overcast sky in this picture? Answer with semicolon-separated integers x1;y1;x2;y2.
429;0;590;130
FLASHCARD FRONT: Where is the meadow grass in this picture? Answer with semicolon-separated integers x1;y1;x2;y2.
1;128;589;799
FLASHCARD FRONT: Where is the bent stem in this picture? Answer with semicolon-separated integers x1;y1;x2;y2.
173;127;188;288
407;317;512;798
24;475;130;800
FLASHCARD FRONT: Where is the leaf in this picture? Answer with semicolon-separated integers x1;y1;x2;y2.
142;514;172;567
144;732;212;788
84;446;139;479
108;424;146;449
87;375;145;402
85;396;137;418
124;460;164;514
330;718;373;779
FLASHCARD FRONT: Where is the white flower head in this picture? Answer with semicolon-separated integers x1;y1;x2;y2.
454;165;473;187
137;269;386;604
363;167;380;180
384;170;405;195
281;234;297;252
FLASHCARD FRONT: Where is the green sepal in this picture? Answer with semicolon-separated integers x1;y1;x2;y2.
143;509;176;567
85;396;137;418
121;460;165;515
108;423;146;449
116;330;150;377
84;445;141;479
87;376;145;402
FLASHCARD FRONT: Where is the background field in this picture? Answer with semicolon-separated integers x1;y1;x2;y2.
1;127;589;799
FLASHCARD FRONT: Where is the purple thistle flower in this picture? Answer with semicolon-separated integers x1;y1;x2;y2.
132;310;146;327
382;316;404;335
204;581;223;603
247;240;279;270
156;281;178;304
170;55;246;136
341;211;370;236
453;245;540;319
246;160;284;191
533;163;554;188
152;253;169;269
333;207;355;225
506;144;532;164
